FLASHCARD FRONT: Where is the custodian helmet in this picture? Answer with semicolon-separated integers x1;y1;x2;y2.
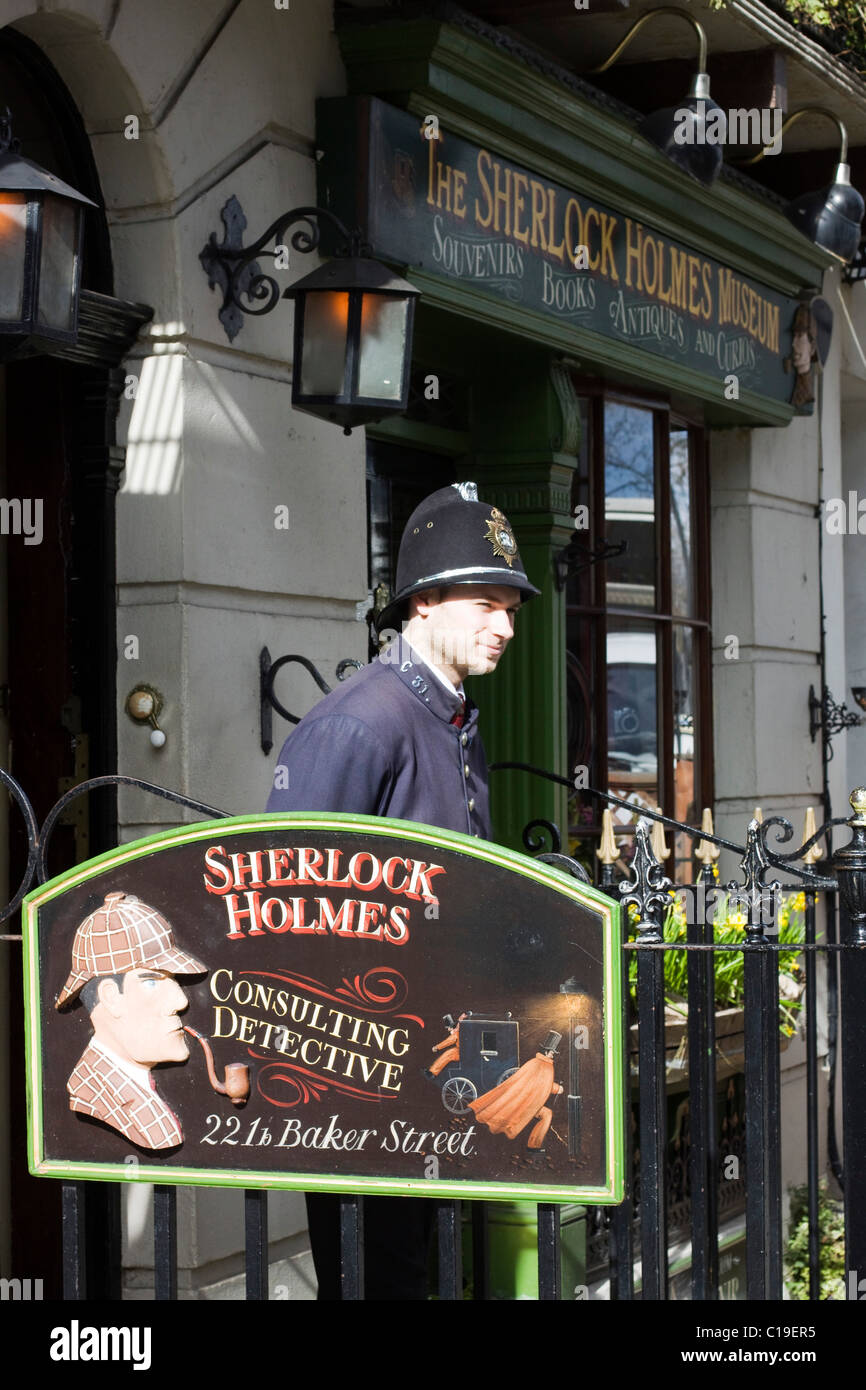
376;481;540;632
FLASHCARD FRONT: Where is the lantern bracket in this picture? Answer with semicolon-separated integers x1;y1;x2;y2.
200;195;367;342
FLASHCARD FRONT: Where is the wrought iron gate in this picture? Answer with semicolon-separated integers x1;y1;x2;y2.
2;765;865;1301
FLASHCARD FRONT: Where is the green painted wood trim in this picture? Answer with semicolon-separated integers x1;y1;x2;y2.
406;268;796;429
464;357;577;852
337;17;830;295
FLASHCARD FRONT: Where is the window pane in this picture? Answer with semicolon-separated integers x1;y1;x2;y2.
299;292;349;397
605;403;656;608
0;194;26;320
673;624;697;882
358;295;407;401
37;195;77;332
670;427;694;617
607;619;658;811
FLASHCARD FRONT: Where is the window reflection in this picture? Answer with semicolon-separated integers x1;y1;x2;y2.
605;404;656;608
607;621;658;805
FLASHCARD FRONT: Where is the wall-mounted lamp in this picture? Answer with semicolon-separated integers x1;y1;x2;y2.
201;197;420;434
0;110;96;359
590;6;725;186
744;109;864;263
125;685;167;749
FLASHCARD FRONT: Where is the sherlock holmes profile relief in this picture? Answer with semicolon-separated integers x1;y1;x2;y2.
56;891;207;1150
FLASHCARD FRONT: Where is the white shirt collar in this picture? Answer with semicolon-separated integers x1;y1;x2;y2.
402;639;465;699
90;1036;153;1089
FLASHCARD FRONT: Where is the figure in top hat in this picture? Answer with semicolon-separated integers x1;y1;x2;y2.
56;891;207;1150
267;481;539;1299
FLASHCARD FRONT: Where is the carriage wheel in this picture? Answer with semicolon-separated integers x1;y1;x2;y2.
498;1067;519;1084
441;1076;477;1114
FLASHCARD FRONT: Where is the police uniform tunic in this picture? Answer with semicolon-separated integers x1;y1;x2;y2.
266;637;489;839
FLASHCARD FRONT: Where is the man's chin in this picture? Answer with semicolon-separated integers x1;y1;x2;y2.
467;652;502;676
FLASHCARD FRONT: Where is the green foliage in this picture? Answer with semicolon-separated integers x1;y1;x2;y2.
710;0;866;75
627;890;806;1036
785;1182;846;1299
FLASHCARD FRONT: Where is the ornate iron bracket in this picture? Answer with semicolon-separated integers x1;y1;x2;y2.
809;683;863;753
200;196;364;343
554;536;627;591
259;648;362;753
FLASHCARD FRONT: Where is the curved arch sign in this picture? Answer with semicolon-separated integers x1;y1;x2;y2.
23;814;624;1203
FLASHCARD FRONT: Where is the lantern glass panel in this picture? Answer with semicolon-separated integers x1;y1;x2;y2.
358;293;407;401
0;193;27;321
299;290;349;397
38;194;78;333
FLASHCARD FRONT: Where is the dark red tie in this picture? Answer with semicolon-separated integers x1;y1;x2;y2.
450;699;466;729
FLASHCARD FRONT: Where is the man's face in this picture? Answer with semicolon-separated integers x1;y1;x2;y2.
98;968;190;1068
421;584;520;678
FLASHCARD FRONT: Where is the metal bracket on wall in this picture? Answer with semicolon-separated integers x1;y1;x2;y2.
259;647;363;755
554;536;626;590
809;684;863;755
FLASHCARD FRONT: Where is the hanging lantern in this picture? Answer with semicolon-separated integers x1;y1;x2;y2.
0;110;96;358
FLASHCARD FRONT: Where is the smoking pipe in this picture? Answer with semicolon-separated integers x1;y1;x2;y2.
184;1026;250;1105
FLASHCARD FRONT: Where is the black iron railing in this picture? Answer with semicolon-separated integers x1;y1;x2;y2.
2;763;864;1300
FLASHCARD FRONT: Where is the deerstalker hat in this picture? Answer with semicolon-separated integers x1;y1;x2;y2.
376;481;540;632
56;891;207;1008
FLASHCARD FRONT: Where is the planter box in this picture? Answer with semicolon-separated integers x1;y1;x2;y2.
628;1004;794;1092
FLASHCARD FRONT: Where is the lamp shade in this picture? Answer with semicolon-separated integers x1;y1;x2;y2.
785;162;865;264
284;255;420;433
641;79;726;187
0;141;96;356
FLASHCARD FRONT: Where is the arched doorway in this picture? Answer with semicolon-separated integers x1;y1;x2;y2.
0;25;151;1296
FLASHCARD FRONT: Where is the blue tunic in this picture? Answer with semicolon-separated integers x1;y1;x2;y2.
266;637;491;839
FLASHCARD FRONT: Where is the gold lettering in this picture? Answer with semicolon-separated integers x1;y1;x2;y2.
599;213;619;282
475;149;493;228
718;266;732;324
642;233;658;296
436;159;452;212
701;263;713;320
564;197;584;266
583;205;600;272
688;255;702;317
675;247;686;309
547;186;566;263
512;171;529;244
767;302;779;353
656;239;672;304
530;179;548;250
453;168;468;220
492;160;511;235
625;219;642;291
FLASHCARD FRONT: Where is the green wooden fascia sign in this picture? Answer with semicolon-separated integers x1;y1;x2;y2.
336;14;830;297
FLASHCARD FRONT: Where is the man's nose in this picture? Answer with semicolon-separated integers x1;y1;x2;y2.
489;608;513;638
166;979;188;1011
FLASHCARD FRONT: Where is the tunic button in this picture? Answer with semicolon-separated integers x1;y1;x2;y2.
461;732;468;747
468;797;475;811
463;763;470;777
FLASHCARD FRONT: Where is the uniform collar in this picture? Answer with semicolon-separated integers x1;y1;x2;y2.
382;636;478;728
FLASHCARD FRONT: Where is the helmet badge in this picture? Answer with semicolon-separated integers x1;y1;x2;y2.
484;507;517;567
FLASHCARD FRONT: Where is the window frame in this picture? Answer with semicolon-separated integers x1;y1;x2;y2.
566;380;714;868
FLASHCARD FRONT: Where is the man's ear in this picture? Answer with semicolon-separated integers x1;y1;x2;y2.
411;589;441;619
95;976;124;1018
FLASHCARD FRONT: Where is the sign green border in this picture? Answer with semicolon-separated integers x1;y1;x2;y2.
23;813;624;1205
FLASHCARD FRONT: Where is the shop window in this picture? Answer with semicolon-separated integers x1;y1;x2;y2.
567;392;711;883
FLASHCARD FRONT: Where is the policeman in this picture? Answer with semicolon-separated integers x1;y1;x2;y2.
266;480;538;1298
